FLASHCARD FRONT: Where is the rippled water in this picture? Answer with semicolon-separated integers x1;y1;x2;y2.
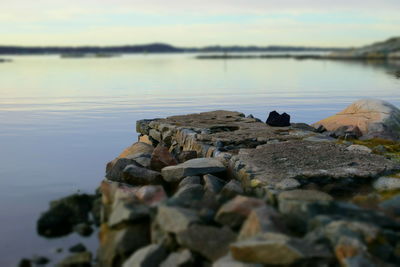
0;54;399;265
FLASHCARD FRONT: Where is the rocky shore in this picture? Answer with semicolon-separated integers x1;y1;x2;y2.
31;99;400;267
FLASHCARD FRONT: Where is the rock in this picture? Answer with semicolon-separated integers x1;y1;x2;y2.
69;243;87;253
333;236;374;267
303;135;336;142
161;158;226;183
122;164;163;185
73;223;93;237
176;224;237;261
18;259;32;267
31;256;50;265
122;244;167;267
291;123;315;132
312;99;400;141
149;129;162;142
203;174;225;193
266;111;290;127
230;140;399;189
150;145;178;172
238;206;283;240
373;145;387;153
379;195;400;216
106;158;138;181
135;185;167;206
219;180;244;200
119;142;154;159
155;205;199;234
275;178;301;190
178;176;201;188
215;196;265;230
373;177;400;191
213;253;263;267
37;194;93;237
57;251;92;267
345;144;372;153
108;201;150;229
278;190;333;215
330;125;363;139
128;153;152;169
177;151;198;163
98;224;150;267
160;249;195;267
168;184;204;208
138;135;153;145
230;232;329;265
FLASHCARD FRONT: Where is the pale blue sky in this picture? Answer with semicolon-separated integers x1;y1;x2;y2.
0;0;399;47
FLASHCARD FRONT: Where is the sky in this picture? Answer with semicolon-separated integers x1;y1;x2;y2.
0;0;399;47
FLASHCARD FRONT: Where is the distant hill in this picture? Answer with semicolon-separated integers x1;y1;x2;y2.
0;43;344;55
329;37;400;59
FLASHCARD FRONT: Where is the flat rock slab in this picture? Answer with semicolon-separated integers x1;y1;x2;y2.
137;110;319;157
231;140;400;188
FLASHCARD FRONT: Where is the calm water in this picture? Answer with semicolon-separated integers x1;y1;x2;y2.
0;54;399;265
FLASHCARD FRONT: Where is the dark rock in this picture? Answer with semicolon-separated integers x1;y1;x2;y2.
98;224;151;267
177;151;198;163
203;174;225;193
315;124;327;133
31;256;50;265
160;249;195;267
37;194;93;237
122;164;163;185
215;195;265;230
219;180;244;201
57;251;92;267
176;224;237;261
74;223;93;237
91;197;102;226
106;158;138;181
379;195;400;217
18;259;32;267
122;244;167;267
266;111;290;127
150;144;178;172
178;176;201;188
69;243;87;253
291;123;315;132
167;184;204;208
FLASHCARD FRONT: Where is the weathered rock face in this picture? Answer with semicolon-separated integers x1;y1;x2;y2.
122;244;167;267
313;99;400;141
231;140;399;190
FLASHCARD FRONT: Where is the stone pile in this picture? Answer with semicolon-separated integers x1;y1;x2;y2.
97;105;400;267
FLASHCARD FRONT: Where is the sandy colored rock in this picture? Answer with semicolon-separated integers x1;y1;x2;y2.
313;99;400;140
119;142;154;158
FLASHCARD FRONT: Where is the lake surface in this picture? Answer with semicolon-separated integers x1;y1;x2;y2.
0;54;399;265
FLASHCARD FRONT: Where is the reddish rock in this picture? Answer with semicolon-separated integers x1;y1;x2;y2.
215;195;265;230
151;144;178;172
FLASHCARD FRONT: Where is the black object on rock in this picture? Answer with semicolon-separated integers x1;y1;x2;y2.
266;111;291;127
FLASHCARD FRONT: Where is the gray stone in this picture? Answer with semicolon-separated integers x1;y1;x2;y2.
219;180;244;200
69;243;86;253
57;252;92;267
160;249;194;267
373;177;400;191
155;205;199;234
212;253;263;267
122;244;167;267
106;158;139;181
215;196;265;230
178;176;201;188
168;184;204;208
275;178;301;190
162;158;226;183
149;129;162;142
122;164;163;185
176;224;237;261
346;145;372;153
230;140;399;189
126;153;151;169
108;201;150;229
379;195;400;216
303;135;336;143
203;174;225;193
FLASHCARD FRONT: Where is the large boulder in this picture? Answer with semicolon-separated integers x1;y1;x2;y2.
312;99;400;141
